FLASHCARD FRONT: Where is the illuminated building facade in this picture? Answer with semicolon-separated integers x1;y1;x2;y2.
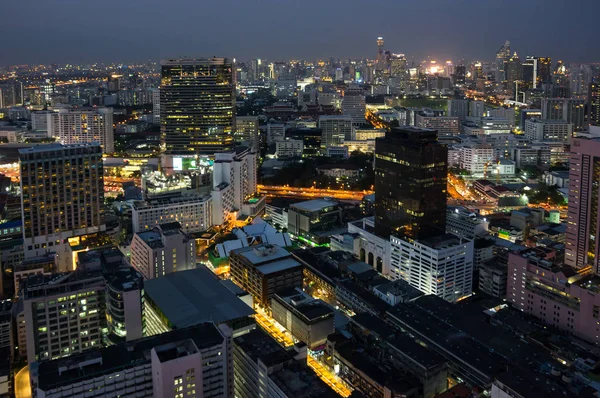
374;127;447;239
566;138;600;271
589;82;600;127
160;58;235;168
19;144;105;265
47;107;114;153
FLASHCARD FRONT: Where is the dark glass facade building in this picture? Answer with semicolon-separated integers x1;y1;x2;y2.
160;58;235;158
374;127;447;239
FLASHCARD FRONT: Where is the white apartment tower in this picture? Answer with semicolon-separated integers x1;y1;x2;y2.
211;147;258;225
48;107;114;153
389;234;473;302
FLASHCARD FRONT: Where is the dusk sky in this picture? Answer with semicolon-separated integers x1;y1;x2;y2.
2;0;599;65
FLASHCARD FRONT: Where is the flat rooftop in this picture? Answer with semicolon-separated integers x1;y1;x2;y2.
232;244;293;266
290;198;338;213
234;328;295;368
144;267;254;329
37;323;223;391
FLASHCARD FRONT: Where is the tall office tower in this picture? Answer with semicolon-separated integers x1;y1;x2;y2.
342;86;366;126
566;138;600;271
454;65;466;85
211;147;258;225
589;82;600;127
495;40;511;84
19;144;105;266
374;127;447;239
541;98;585;133
160;58;235;169
447;99;470;122
505;52;523;89
235;116;260;152
130;223;196;280
536;57;552;85
47;107;114;153
319;115;353;148
522;57;537;89
470;100;485;118
375;37;385;76
35;323;232;398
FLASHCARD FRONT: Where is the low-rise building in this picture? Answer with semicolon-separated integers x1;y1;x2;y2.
271;288;334;349
229;244;303;307
275;139;303;158
446;207;489;239
316;164;360;179
287;199;343;246
144;267;255;337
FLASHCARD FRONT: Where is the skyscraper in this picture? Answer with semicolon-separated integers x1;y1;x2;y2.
495;40;511;84
374;127;448;239
19;144;105;264
566;138;600;271
505;52;523;90
160;58;235;169
376;36;385;76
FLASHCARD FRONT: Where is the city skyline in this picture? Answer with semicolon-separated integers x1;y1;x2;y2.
2;0;599;65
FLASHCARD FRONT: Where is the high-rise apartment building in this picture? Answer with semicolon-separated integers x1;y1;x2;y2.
374;127;447;239
342;86;366;126
20;249;144;364
47;107;114;153
211;147;259;225
160;58;235;169
415;114;459;137
589;82;600;127
19;144;105;265
235;116;260;152
566;138;600;271
130;223;196;280
151;88;160;123
319;115;353;148
541;98;585;133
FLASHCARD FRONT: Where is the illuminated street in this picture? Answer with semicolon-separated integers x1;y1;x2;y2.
307;355;353;397
254;306;353;397
15;366;31;398
258;184;372;201
254;308;294;347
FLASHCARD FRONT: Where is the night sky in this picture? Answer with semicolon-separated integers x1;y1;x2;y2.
2;0;599;65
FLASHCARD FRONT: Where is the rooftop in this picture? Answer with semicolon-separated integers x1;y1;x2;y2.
290;198;339;213
232;243;293;266
144;267;254;329
233;328;295;368
37;323;224;391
